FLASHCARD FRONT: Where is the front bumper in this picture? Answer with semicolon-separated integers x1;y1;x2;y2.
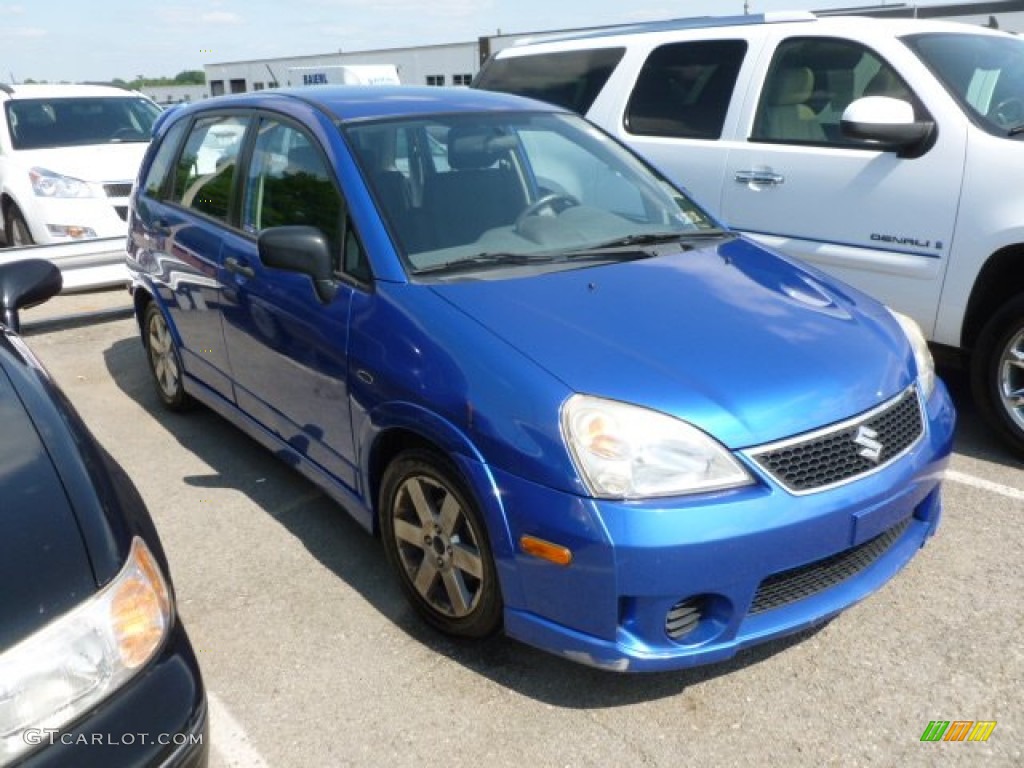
485;381;955;673
18;621;208;767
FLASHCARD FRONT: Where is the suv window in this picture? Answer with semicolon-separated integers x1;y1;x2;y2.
243;118;345;271
625;40;747;139
4;96;160;150
752;37;922;145
904;32;1024;136
171;115;250;222
473;48;625;114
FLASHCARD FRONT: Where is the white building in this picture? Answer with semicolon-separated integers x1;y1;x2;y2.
203;1;1024;96
204;42;480;97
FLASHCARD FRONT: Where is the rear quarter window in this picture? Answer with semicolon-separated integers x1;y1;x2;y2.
140;119;190;199
474;48;625;114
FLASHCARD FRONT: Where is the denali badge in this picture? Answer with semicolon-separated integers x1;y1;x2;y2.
854;426;883;462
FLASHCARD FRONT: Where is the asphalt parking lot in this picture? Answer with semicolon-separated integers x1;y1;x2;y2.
21;287;1023;768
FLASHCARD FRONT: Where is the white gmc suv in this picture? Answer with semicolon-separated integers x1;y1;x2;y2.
475;12;1024;455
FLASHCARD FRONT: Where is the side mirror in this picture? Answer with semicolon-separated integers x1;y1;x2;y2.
840;96;934;156
258;226;337;303
0;259;63;333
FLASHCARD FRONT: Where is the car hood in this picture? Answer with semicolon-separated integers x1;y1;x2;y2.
0;362;96;653
11;143;149;182
428;237;912;449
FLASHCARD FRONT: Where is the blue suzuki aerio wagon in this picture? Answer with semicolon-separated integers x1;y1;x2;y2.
127;86;954;672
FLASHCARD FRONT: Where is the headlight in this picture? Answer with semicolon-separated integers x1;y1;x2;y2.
0;537;171;763
888;309;936;398
561;394;754;499
29;167;95;198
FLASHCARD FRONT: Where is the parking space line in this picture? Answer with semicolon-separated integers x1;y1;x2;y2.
946;469;1024;501
208;691;270;768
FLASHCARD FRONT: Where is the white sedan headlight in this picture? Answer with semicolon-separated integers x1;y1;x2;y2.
0;537;171;764
888;309;936;398
29;167;95;198
561;394;754;499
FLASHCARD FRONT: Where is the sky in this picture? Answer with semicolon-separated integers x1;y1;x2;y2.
1;0;949;83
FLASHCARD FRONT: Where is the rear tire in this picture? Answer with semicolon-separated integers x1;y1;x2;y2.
3;205;34;247
970;294;1024;457
143;302;194;411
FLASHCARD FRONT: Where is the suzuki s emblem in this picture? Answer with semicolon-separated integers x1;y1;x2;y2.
853;426;883;462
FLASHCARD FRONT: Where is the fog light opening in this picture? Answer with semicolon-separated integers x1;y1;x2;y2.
665;596;706;641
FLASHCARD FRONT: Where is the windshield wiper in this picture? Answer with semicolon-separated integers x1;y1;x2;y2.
589;232;693;249
567;229;731;256
1008;123;1024;137
415;252;557;275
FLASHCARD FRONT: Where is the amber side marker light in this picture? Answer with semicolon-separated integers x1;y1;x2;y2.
520;535;573;566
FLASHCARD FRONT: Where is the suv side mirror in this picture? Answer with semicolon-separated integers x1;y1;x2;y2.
840;96;934;156
0;259;63;332
258;226;338;303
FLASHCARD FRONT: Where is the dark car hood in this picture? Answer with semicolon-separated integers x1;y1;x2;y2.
0;361;95;653
428;237;912;449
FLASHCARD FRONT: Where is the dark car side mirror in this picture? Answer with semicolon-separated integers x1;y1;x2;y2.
0;259;63;333
258;226;338;303
840;96;935;157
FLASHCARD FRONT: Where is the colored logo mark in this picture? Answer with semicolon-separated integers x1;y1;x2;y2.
920;720;996;742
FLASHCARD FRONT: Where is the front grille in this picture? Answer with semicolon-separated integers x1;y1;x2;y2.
103;182;133;198
114;205;128;221
748;386;923;494
749;517;911;615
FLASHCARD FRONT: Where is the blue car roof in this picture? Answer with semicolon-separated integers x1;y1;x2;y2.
185;86;560;122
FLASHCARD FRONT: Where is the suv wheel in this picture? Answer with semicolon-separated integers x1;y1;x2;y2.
3;206;34;247
971;294;1024;457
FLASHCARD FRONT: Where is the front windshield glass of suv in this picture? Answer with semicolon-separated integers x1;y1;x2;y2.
6;97;162;150
344;111;720;277
904;32;1024;136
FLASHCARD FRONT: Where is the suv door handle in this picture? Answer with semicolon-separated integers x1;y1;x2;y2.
225;256;255;279
735;170;785;186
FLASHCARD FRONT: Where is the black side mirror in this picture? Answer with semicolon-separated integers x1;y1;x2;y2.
258;226;338;303
0;259;63;333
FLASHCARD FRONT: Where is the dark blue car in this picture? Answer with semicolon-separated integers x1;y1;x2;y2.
127;86;955;672
0;260;206;765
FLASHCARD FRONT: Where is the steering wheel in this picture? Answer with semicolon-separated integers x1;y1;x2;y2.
992;96;1024;128
514;194;580;231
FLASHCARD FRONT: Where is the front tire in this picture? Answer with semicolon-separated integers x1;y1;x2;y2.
3;205;34;247
143;302;194;411
971;294;1024;457
380;449;503;638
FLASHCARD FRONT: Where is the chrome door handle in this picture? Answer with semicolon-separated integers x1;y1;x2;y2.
225;256;255;278
734;170;785;186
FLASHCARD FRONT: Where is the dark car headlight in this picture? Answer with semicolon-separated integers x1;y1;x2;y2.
0;537;171;763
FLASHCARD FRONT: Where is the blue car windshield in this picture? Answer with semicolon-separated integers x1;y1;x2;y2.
344;112;720;275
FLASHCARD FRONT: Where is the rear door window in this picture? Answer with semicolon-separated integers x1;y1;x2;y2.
474;48;625;114
625;40;747;139
170;115;251;223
